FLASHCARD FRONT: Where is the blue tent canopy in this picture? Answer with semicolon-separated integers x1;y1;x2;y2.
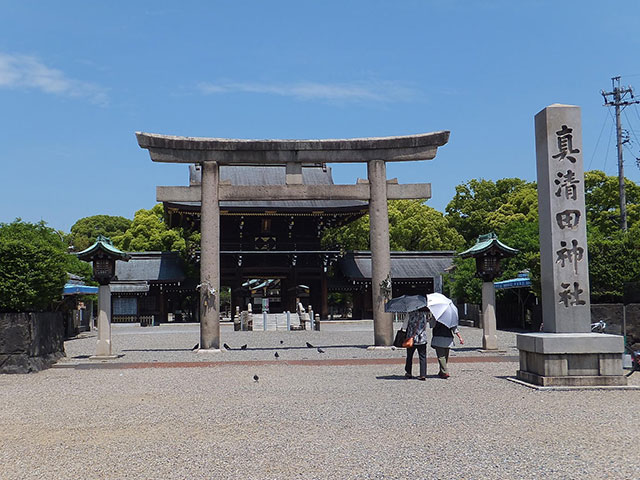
494;272;532;290
63;284;98;295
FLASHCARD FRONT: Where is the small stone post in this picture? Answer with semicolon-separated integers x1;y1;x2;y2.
94;285;115;358
481;282;498;350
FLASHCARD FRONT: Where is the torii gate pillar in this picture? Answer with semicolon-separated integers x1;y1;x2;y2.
368;160;393;345
200;161;221;350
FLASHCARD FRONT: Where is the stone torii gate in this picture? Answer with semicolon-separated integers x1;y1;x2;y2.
136;131;449;350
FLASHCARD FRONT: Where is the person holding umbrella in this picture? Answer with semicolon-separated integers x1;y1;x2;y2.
385;295;429;381
427;293;464;379
404;306;430;380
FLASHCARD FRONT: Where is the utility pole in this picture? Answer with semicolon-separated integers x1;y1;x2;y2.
602;76;640;231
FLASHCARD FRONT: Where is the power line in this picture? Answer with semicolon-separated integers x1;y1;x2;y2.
602;110;615;173
601;76;640;231
588;109;611;171
622;109;638;138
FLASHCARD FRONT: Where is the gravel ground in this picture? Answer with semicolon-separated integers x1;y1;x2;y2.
60;322;521;365
1;323;639;480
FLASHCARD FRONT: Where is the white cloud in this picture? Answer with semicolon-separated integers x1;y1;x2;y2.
197;80;418;103
0;53;108;105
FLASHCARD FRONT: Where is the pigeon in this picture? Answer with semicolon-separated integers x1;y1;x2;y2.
274;352;280;359
306;342;314;348
253;374;259;382
317;348;325;354
192;344;199;350
223;343;231;350
240;344;247;350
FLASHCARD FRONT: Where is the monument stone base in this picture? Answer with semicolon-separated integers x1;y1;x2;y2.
516;333;627;387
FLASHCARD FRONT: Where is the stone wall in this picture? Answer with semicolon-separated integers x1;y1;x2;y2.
0;312;65;374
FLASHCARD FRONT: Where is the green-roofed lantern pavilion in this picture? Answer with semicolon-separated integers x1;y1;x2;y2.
76;235;130;359
459;232;518;282
77;235;131;286
459;232;518;351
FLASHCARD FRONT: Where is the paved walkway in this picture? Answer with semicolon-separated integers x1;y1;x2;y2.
1;322;639;479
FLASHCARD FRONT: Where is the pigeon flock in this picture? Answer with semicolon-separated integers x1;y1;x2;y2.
203;339;330;384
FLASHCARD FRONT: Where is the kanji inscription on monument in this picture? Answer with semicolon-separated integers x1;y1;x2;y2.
536;104;591;333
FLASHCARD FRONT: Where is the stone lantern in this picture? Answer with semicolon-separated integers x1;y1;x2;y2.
77;235;130;358
460;232;518;350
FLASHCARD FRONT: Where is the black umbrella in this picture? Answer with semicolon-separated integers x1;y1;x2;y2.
384;294;428;313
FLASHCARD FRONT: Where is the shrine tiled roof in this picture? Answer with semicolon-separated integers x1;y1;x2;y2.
171;165;368;212
114;252;186;282
339;251;455;281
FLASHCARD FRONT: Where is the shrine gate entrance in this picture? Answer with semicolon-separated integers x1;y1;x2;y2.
136;131;449;349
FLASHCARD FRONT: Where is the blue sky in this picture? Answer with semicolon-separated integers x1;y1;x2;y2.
1;1;640;232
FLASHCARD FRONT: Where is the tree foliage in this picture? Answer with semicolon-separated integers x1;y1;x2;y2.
113;204;195;253
0;220;69;312
588;226;640;302
445;178;536;244
70;215;132;252
445;179;540;303
322;200;464;251
445;172;640;304
388;200;465;251
445;257;482;304
585;170;640;235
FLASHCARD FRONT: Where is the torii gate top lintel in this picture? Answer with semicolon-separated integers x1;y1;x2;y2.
136;131;450;164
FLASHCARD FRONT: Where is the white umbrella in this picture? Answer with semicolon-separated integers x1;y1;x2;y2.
427;293;459;328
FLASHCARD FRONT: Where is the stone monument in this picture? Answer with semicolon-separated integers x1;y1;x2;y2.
516;104;626;386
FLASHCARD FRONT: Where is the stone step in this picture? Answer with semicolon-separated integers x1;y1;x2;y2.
251;313;301;331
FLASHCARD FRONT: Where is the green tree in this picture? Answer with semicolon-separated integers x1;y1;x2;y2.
0;220;69;312
445;179;540;303
70;215;132;251
588;227;640;302
445;172;640;304
445;257;482;304
585;170;640;235
113;204;187;252
322;200;464;251
321;215;370;250
445;178;535;244
388;200;465;251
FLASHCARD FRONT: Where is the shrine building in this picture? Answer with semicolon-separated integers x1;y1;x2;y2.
110;162;454;324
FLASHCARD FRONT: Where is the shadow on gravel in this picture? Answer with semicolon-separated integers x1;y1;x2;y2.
376;374;445;381
375;375;410;381
224;345;370;351
121;348;195;352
